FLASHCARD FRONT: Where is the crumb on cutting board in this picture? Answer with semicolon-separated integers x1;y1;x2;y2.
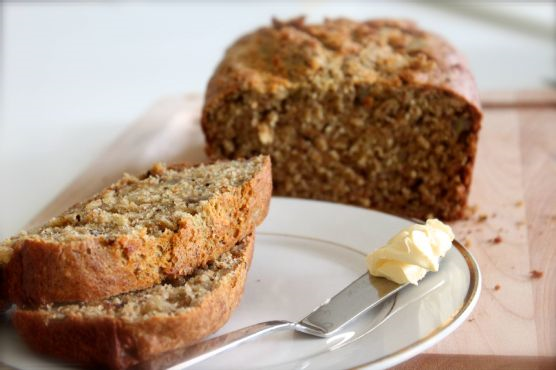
464;238;472;248
530;270;544;279
463;204;478;220
489;235;503;244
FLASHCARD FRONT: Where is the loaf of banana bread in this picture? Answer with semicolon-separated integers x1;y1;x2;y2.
0;156;271;306
202;17;482;220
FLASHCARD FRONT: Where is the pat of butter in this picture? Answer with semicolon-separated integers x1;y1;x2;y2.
367;219;455;285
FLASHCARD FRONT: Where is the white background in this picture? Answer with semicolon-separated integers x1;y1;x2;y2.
1;1;554;238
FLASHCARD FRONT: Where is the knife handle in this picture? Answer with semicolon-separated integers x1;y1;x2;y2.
135;320;294;370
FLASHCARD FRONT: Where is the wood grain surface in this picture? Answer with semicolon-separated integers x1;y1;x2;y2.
24;91;556;368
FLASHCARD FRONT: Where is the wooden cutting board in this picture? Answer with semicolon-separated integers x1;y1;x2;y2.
28;90;556;369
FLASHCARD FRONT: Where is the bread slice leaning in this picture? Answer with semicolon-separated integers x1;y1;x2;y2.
1;156;271;306
13;233;254;370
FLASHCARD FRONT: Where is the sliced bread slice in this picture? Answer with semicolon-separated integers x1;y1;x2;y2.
13;234;254;370
1;156;271;306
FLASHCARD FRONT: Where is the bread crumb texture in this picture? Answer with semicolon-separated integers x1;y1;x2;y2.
0;156;265;266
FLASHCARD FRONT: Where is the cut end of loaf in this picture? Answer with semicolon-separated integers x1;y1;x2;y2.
204;86;480;220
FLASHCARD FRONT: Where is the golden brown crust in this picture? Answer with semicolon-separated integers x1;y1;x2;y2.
3;157;271;306
203;17;481;116
12;234;254;370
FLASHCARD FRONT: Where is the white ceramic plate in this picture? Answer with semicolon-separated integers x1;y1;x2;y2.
0;197;481;370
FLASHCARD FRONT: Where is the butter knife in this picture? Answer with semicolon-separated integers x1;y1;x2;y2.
134;273;407;370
